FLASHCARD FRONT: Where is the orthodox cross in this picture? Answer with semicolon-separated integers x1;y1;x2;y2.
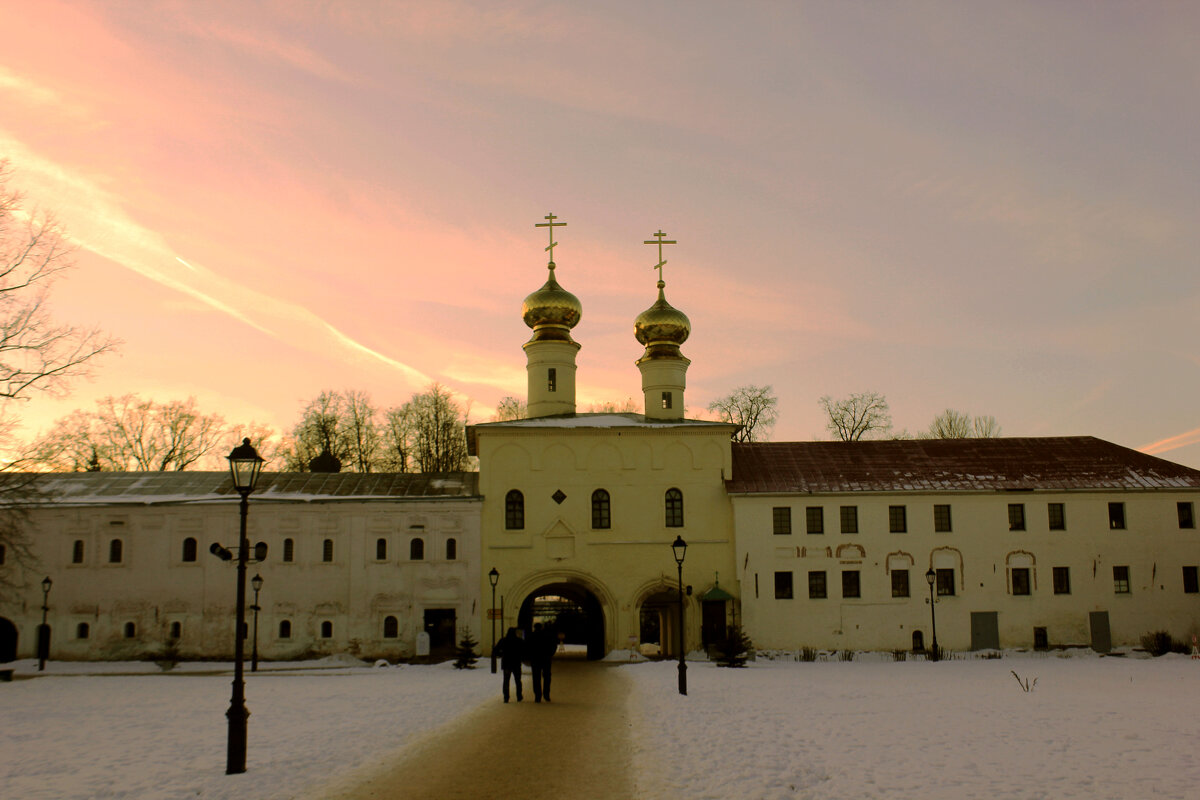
535;213;567;263
643;229;677;282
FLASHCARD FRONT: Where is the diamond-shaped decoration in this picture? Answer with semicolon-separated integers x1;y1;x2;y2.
552;489;567;505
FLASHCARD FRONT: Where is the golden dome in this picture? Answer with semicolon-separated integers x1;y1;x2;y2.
634;281;690;351
522;264;582;341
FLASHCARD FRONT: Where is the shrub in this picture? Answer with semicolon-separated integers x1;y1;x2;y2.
1140;630;1187;657
800;646;818;662
713;624;754;668
453;630;479;669
838;649;855;662
892;649;906;662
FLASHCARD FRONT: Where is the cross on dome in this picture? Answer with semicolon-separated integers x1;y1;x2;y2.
535;212;568;266
643;229;677;284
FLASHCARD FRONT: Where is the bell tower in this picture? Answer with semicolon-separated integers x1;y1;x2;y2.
522;213;582;418
634;230;691;420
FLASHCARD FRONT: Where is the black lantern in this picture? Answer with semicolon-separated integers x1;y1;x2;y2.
671;535;687;695
37;576;52;671
925;567;939;662
250;573;264;673
488;567;500;674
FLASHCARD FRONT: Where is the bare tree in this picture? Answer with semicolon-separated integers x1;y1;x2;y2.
585;398;639;414
494;395;527;421
708;385;779;443
282;390;354;471
343;390;381;472
405;383;470;473
377;405;413;472
924;409;1002;439
819;391;893;441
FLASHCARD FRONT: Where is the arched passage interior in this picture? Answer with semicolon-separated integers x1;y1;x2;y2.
0;617;17;663
518;582;605;660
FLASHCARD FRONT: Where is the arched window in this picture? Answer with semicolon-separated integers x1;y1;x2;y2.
591;489;611;529
665;489;684;528
321;620;333;639
72;540;85;564
505;490;524;530
76;622;90;639
279;620;292;639
410;538;425;561
283;538;295;562
322;539;334;562
169;622;182;639
445;538;457;560
109;538;124;563
376;538;388;560
383;616;399;638
123;622;136;638
182;537;197;562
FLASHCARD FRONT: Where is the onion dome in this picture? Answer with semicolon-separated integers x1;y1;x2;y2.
522;263;582;342
634;280;690;357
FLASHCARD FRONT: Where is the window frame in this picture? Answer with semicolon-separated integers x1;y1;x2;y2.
889;505;907;533
772;507;792;536
1183;566;1198;594
665;488;684;528
773;571;794;599
181;537;198;563
322;538;334;563
375;538;388;561
1011;567;1031;596
383;615;399;639
808;570;827;599
72;539;85;564
840;506;858;534
505;490;525;530
282;537;295;563
1113;565;1131;594
108;538;123;564
410;537;425;561
591;489;612;530
1052;566;1071;595
805;506;824;535
1178;502;1195;530
1048;502;1066;531
841;569;861;599
935;568;955;596
1008;503;1026;531
446;537;457;560
1108;502;1126;530
933;504;952;533
891;569;910;598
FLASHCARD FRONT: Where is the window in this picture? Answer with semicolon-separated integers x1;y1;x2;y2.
808;571;827;599
889;506;907;533
1008;504;1026;531
383;615;399;638
505;490;524;530
1179;502;1195;529
279;620;292;639
661;391;672;409
76;622;90;639
840;506;858;534
774;571;793;599
842;570;861;599
123;622;136;639
446;538;457;560
410;538;425;560
182;537;197;563
772;507;792;535
891;569;910;598
1109;502;1126;530
547;367;557;392
934;504;952;532
1011;568;1031;595
72;540;85;564
283;538;295;562
665;488;684;527
321;621;333;638
591;490;611;529
169;622;182;639
322;539;334;562
109;538;123;563
1113;565;1130;594
1052;566;1071;595
935;568;955;596
1048;503;1066;531
1183;566;1198;594
376;538;387;560
806;507;824;535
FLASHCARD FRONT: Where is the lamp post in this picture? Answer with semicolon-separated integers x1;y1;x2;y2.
925;567;939;662
37;576;52;671
488;567;499;674
250;573;264;673
671;535;688;696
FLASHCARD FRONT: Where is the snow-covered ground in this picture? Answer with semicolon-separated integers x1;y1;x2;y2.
3;651;1199;799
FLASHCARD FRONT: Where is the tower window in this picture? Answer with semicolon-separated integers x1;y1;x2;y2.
548;367;557;392
661;391;672;409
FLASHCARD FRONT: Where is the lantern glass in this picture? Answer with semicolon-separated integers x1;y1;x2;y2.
228;438;264;493
671;535;688;566
488;567;499;587
925;568;936;587
251;573;264;593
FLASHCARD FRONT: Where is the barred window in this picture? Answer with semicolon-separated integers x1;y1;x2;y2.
505;490;524;530
592;490;611;529
322;539;334;562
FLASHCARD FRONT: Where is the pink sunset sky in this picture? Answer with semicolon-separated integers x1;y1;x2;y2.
1;2;1198;466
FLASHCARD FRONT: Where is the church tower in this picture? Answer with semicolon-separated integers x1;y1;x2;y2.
522;213;582;418
634;230;691;420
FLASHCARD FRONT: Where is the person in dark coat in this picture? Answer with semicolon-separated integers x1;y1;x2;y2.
494;627;525;702
529;622;556;702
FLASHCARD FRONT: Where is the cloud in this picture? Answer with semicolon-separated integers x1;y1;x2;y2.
1141;427;1200;456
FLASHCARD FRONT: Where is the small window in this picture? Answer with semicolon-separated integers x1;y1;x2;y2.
591;490;611;529
383;615;399;638
322;539;334;562
123;622;136;639
1008;504;1026;531
446;538;457;560
1113;565;1130;594
806;507;824;535
774;571;793;599
1183;566;1198;594
76;622;90;639
1033;627;1048;650
661;391;672;410
182;537;197;563
72;540;85;564
109;538;123;563
935;568;955;596
891;569;910;598
505;490;524;530
665;488;684;527
889;506;907;533
1048;503;1066;531
1108;502;1126;530
321;621;333;639
1011;568;1031;596
808;571;827;599
547;367;557;392
283;538;295;563
840;506;858;534
934;505;952;532
0;544;4;565
842;570;861;599
772;507;791;535
1178;502;1195;530
169;621;182;639
376;538;387;560
279;620;292;639
410;538;425;560
1052;566;1071;595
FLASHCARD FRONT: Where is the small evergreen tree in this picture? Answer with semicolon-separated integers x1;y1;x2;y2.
453;630;479;669
714;624;754;668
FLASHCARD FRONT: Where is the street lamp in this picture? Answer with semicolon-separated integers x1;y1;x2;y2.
250;573;264;673
38;576;52;671
671;535;688;696
925;567;939;662
213;438;265;775
488;567;499;674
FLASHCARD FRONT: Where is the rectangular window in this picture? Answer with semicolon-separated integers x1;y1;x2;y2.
889;505;907;533
842;570;861;599
1109;502;1126;530
1183;566;1199;594
774;571;793;599
322;539;334;562
1011;567;1031;595
933;504;952;532
772;507;791;535
936;568;955;596
808;571;827;599
806;507;824;535
72;540;85;564
1052;566;1071;595
1048;503;1066;531
1008;504;1026;531
283;538;295;563
547;367;557;392
661;391;672;409
1113;565;1130;594
1179;502;1195;529
891;569;910;598
840;506;858;534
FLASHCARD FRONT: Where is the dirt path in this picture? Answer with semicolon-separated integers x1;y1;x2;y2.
325;660;635;800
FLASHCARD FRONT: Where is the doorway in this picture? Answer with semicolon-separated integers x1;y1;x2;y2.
0;617;16;662
423;609;457;658
518;582;606;660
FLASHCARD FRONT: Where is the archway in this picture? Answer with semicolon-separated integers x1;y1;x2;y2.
518;582;605;661
638;589;679;658
0;617;17;663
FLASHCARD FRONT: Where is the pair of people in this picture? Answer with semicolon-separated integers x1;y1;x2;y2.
495;623;556;703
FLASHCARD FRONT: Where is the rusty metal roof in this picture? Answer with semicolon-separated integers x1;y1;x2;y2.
726;437;1200;494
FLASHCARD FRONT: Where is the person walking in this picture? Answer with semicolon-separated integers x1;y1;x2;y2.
495;627;525;702
529;622;556;703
